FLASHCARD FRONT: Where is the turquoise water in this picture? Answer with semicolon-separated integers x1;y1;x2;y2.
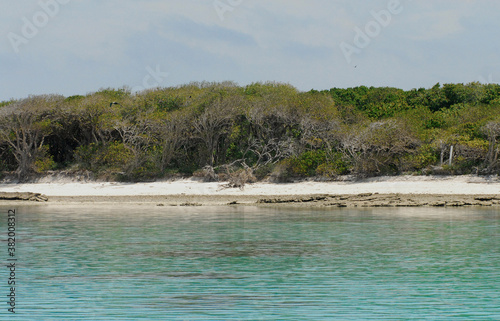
1;205;499;320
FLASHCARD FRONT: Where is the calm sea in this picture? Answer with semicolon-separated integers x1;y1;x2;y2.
1;205;499;320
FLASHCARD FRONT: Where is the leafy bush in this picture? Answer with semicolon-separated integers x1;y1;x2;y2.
34;145;57;172
316;153;350;177
288;150;327;177
271;150;329;180
75;142;133;173
405;144;439;171
0;100;16;108
125;161;162;181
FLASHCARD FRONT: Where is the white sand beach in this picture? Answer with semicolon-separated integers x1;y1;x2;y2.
1;175;499;197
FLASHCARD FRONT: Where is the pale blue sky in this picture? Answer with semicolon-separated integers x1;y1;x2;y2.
1;0;499;101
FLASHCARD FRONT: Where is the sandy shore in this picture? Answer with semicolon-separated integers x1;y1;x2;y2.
1;175;500;207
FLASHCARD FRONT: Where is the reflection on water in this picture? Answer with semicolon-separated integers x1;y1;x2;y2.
1;205;499;320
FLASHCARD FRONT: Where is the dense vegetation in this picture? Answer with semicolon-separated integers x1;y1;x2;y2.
2;81;500;182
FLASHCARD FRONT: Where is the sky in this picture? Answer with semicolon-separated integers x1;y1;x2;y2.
1;0;499;101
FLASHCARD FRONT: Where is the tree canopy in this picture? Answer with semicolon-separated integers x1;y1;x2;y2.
1;81;500;181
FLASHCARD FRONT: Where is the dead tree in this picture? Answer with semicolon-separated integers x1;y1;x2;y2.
192;96;239;166
482;121;500;172
0;95;61;180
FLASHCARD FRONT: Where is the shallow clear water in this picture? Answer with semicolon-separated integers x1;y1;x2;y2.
1;205;499;320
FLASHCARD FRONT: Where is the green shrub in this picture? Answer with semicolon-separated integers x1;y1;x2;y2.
271;150;330;179
407;144;438;170
75;142;133;173
34;145;57;172
288;150;327;177
126;161;162;181
316;153;350;177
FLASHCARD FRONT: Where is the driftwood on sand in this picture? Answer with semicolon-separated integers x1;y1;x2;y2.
0;192;48;202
